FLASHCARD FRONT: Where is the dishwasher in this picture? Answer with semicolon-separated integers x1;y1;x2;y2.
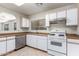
15;35;26;50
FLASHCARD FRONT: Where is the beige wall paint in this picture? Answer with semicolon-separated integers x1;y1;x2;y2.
29;4;78;34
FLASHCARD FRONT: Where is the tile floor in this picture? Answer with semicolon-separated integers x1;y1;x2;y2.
6;46;48;56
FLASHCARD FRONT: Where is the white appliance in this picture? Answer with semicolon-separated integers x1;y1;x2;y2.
48;30;67;56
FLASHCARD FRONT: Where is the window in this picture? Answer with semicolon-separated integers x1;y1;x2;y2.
4;24;9;31
31;20;47;30
14;22;17;30
0;12;16;23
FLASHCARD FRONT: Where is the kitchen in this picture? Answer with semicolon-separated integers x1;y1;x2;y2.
0;3;79;56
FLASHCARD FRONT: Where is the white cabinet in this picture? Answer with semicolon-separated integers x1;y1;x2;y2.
45;13;56;27
7;36;15;52
21;17;30;28
26;35;37;48
68;39;79;56
26;34;47;51
30;35;37;48
0;41;6;55
57;10;66;19
49;13;56;21
0;36;15;55
45;15;50;27
37;36;47;51
26;35;31;46
68;43;79;56
66;8;78;25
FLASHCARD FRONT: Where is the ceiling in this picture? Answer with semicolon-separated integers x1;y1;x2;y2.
0;3;75;16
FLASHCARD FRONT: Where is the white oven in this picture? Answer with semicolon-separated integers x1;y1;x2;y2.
48;31;67;56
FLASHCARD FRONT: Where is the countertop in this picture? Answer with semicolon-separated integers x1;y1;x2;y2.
66;34;79;39
0;31;79;41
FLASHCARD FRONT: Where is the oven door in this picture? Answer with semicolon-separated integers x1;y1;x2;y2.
48;38;67;54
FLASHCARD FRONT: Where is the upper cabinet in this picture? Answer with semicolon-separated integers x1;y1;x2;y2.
21;17;30;28
45;15;50;27
49;12;56;21
45;8;78;27
31;19;47;30
45;12;56;27
66;8;78;26
57;10;66;20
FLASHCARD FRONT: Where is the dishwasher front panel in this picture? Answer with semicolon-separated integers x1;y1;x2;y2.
15;35;26;50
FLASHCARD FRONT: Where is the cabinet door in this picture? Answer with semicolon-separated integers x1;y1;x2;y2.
0;41;6;55
49;13;56;21
66;8;78;25
22;17;29;27
45;15;50;27
27;35;37;48
26;35;32;46
30;35;37;48
57;10;66;19
37;36;47;51
68;43;79;56
7;39;15;52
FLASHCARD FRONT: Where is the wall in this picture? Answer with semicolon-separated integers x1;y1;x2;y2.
0;23;2;31
0;6;28;32
49;20;77;34
0;4;78;34
76;4;79;35
29;4;77;20
1;20;16;32
29;4;78;34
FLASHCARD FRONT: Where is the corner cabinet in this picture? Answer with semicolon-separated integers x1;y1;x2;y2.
66;8;78;26
26;35;37;48
21;17;30;28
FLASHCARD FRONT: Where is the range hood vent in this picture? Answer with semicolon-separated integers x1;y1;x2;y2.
50;18;66;24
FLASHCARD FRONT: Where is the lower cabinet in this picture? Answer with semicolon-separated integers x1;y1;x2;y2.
26;35;32;46
26;34;47;51
37;36;47;51
30;35;37;48
0;41;6;55
26;35;37;48
68;42;79;56
7;38;15;52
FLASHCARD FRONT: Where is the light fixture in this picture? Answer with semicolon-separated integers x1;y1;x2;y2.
0;12;16;23
14;2;24;6
35;3;44;7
